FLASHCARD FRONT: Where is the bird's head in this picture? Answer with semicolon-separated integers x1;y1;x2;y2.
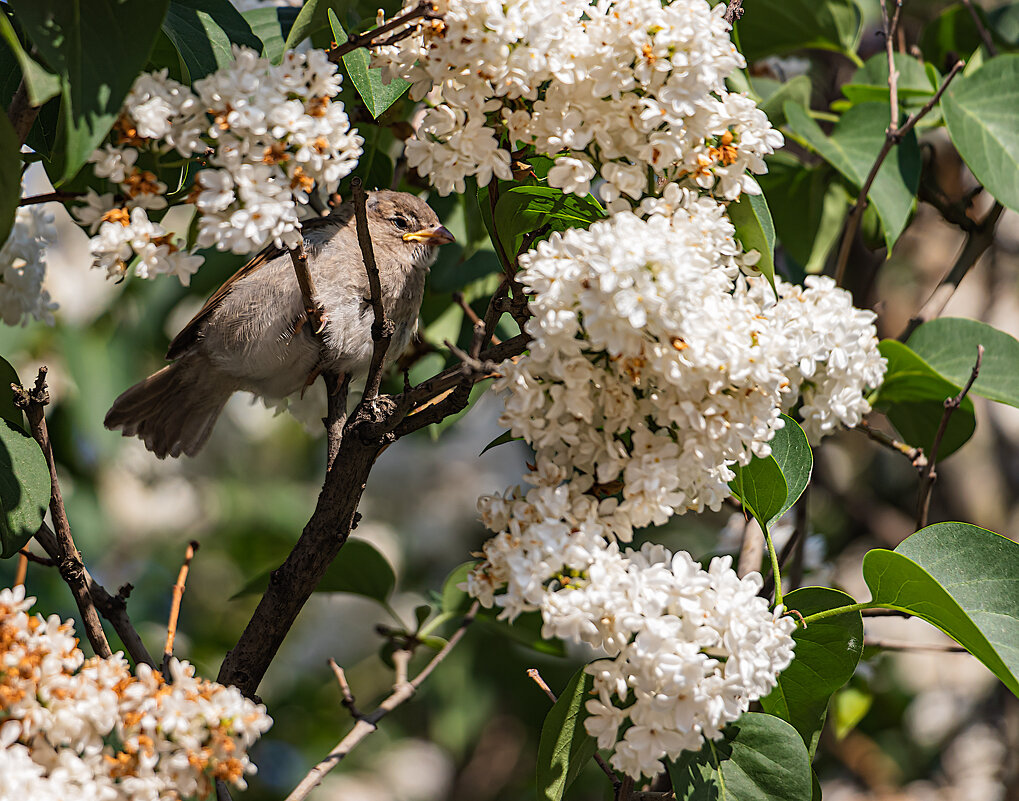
367;190;455;271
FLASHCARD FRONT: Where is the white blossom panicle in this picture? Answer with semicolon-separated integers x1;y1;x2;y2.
372;0;782;202
0;204;58;326
0;585;272;801
72;47;363;283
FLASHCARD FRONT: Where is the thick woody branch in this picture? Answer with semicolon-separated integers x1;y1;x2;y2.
351;176;394;403
834;60;965;286
915;345;983;529
14;369;112;659
326;0;440;63
285;602;480;801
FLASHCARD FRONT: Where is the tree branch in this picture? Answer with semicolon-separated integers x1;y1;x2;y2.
163;540;199;673
834;60;965;286
13;369;112;659
285;602;480;801
288;242;328;336
7;78;39;146
326;0;440;63
915;345;983;529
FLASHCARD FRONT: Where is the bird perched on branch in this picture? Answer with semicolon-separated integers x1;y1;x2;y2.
105;190;454;458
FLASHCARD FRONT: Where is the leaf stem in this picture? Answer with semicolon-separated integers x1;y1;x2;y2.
763;524;783;607
801;601;882;625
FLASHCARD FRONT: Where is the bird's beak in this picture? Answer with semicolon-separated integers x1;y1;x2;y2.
403;225;455;245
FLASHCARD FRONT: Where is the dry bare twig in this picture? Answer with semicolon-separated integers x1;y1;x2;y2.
163;540;200;673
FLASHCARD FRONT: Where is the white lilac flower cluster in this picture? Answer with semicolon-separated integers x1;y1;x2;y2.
466;476;796;778
0;585;272;801
73;47;363;284
0;204;58;326
465;203;884;776
372;0;782;201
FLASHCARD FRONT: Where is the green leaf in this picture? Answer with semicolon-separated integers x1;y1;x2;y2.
493;185;606;258
863;522;1019;696
767;416;812;525
480;430;522;456
667;712;812;801
477;609;566;657
784;101;921;252
163;0;263;81
760;587;863;756
0;113;21;248
753;75;812;128
832;686;872;740
10;0;171;183
729;416;810;529
0;13;60;106
536;666;598;801
241;7;286;63
0;357;24;429
331;10;411;119
989;4;1019;48
440;560;475;614
841;52;939;107
0;420;51;559
942;55;1019;212
920;5;986;71
873;340;975;458
233;539;396;604
907;317;1019;408
728;192;776;289
735;0;862;62
286;0;349;50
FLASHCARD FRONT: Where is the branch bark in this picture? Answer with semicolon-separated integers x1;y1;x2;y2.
326;1;439;63
834;60;965;286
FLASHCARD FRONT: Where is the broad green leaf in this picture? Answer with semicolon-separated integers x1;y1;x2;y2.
241;7;286;63
730;456;786;531
729;416;810;529
841;52;938;107
753;75;812;128
736;0;862;62
332;11;411;119
756;156;848;273
873;340;975;458
767;416;812;525
728;192;776;289
10;0;171;183
493;185;606;257
286;0;349;50
667;712;812;801
536;666;597;801
942;55;1019;213
0;13;60;106
784;101;921;252
0;113;21;248
163;0;263;81
989;4;1019;48
907;317;1019;408
832;686;872;740
863;522;1019;696
760;587;862;756
476;609;566;657
232;538;396;603
0;420;51;559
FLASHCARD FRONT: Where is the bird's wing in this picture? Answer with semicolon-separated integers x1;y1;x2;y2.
165;216;338;361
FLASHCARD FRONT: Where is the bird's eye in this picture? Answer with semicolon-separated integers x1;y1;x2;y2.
392;215;411;230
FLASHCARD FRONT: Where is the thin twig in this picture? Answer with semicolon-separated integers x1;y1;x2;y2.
215;780;234;801
855;419;927;469
18;191;87;207
962;0;998;56
13;552;28;587
834;60;965;286
880;0;903;134
326;1;439;62
284;602;480;801
288;243;327;336
13;369;112;658
866;638;967;653
351;177;394;403
163;540;199;674
329;658;364;719
723;0;745;25
915;345;983;529
527;668;621;792
453;291;502;345
18;547;56;567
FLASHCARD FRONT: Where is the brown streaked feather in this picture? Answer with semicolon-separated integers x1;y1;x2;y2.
165;216;341;361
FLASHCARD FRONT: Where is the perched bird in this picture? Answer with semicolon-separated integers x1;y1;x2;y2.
105;190;454;458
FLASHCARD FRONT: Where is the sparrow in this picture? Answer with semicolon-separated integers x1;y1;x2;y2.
105;190;455;458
